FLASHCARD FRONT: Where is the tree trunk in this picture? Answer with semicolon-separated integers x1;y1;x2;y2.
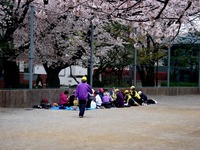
3;59;19;88
137;65;155;87
137;65;145;86
118;69;123;86
145;65;155;86
45;67;61;88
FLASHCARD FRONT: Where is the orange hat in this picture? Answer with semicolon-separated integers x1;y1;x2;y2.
53;103;58;107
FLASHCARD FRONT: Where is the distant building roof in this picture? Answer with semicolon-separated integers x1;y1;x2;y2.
173;33;200;45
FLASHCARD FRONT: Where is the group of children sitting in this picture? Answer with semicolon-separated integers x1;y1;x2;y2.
59;86;157;109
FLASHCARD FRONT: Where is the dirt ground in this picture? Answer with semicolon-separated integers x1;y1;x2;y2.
0;95;200;150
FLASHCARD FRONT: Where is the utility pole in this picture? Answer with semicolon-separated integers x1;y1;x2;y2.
134;27;137;87
29;5;34;89
89;16;94;88
198;51;200;88
167;45;171;87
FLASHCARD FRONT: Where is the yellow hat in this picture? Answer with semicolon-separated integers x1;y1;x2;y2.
130;86;135;90
115;89;119;93
124;90;129;94
81;76;87;81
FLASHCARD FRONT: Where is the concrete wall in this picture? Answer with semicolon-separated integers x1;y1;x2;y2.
0;89;65;108
0;87;199;108
138;87;200;96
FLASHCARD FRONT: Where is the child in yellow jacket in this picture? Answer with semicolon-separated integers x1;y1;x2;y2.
129;86;143;105
124;90;140;106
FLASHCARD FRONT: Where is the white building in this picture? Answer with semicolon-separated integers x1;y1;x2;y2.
18;62;87;86
34;65;87;86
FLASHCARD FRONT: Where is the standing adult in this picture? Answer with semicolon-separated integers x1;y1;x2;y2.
75;76;93;118
36;74;43;88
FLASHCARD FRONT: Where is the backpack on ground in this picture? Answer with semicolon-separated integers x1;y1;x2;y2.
40;99;51;109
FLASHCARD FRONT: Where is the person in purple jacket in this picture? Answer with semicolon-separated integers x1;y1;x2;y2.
75;76;93;118
101;89;112;108
114;89;124;107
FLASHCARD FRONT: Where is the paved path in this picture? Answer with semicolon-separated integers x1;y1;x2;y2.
0;95;200;150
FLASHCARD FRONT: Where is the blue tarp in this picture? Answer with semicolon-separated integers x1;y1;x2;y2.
50;106;95;111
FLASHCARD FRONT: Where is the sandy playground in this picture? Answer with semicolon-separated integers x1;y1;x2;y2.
0;95;200;150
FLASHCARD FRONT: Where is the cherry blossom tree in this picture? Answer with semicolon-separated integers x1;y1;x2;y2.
1;0;200;88
0;0;34;88
34;0;200;87
13;0;124;87
57;0;200;42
